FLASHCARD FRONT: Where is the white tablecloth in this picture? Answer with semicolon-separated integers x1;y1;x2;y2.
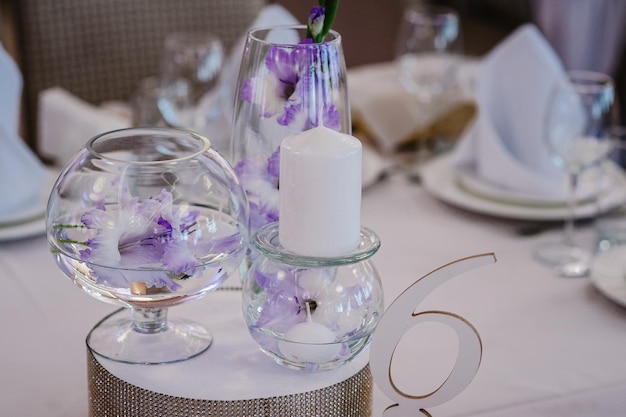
2;172;626;417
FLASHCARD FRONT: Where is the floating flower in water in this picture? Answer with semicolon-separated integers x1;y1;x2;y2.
246;263;374;362
252;268;367;342
55;186;240;292
76;187;200;291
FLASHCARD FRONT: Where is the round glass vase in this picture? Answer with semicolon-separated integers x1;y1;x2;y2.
46;127;249;365
230;25;350;235
242;222;384;371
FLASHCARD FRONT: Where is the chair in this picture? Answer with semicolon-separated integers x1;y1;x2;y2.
8;0;265;151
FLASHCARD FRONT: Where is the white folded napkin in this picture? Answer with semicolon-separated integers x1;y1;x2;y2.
452;24;569;199
348;60;478;154
38;87;132;167
0;42;48;219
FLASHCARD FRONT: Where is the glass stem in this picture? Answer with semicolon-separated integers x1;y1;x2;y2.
407;93;432;167
415;138;431;165
132;307;168;334
563;170;579;246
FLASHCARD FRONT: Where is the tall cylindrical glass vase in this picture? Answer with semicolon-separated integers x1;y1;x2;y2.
230;25;350;234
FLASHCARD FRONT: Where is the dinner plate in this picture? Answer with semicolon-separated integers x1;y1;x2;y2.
420;153;626;221
456;165;604;208
590;246;626;307
0;169;58;226
0;199;46;226
0;168;58;242
362;144;386;189
0;215;46;242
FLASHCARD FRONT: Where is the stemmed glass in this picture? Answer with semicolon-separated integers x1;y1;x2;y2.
157;32;230;153
395;4;463;102
534;70;616;277
394;4;463;164
46;127;249;364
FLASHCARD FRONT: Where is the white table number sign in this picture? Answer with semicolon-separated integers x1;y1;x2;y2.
370;253;497;417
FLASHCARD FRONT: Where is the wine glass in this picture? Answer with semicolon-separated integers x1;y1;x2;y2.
534;70;616;277
595;128;626;253
394;3;463;164
46;127;249;364
395;4;462;102
157;32;229;153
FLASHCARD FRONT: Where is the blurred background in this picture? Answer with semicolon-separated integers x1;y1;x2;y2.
1;0;625;153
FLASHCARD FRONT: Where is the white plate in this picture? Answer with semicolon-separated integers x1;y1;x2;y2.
0;200;45;225
362;144;386;189
0;168;58;242
590;247;626;307
0;215;46;242
420;153;626;221
0;169;58;226
456;165;604;208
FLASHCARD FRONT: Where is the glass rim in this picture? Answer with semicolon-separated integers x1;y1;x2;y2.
253;222;380;266
246;24;342;47
562;70;615;93
87;127;212;164
404;4;460;20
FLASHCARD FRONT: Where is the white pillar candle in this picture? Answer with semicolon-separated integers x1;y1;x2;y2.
279;124;362;257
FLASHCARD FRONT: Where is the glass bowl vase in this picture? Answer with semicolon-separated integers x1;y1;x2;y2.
46;127;249;364
242;222;384;371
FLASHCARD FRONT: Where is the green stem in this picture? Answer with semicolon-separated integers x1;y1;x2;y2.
53;223;86;229
319;0;339;41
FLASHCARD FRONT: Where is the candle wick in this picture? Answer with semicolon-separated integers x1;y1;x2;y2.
305;301;313;323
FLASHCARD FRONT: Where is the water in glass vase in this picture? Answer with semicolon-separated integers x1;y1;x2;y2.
50;205;244;309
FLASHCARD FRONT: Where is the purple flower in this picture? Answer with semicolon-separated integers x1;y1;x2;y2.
252;267;351;332
308;7;325;39
234;148;280;232
249;265;363;360
307;0;338;43
249;266;333;356
236;0;343;232
241;41;342;131
77;187;204;291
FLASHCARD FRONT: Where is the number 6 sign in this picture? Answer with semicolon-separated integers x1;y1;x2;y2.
370;253;497;417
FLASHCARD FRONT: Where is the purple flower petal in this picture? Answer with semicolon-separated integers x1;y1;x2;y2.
266;47;297;85
323;104;341;130
162;240;200;275
241;79;254;102
308;7;325;38
74;185;221;294
266;148;281;180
